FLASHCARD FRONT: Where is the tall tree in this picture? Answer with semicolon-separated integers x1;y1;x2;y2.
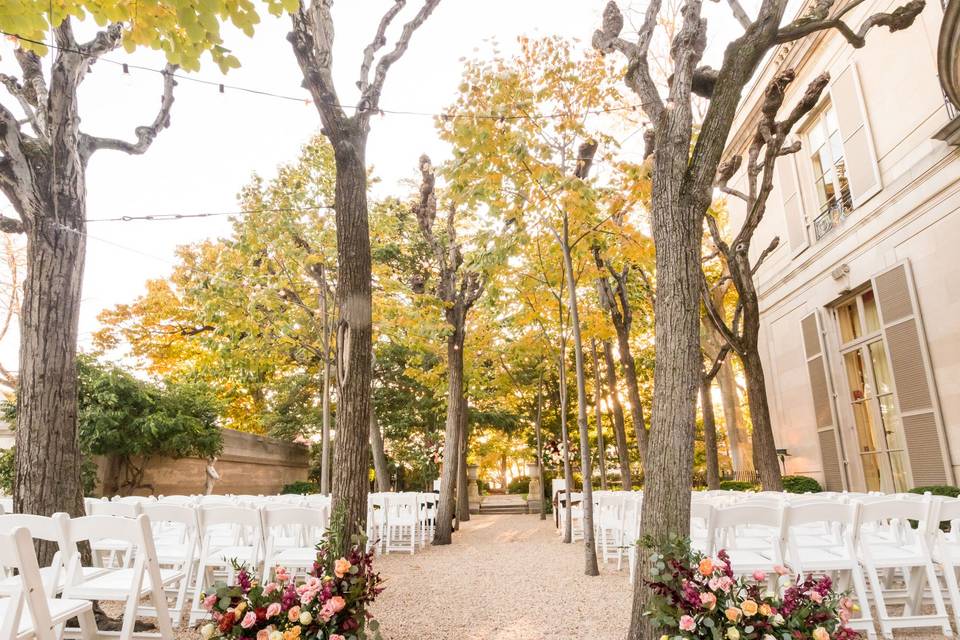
601;339;632;489
0;2;271;550
410;155;485;545
594;0;925;633
589;339;609;490
287;0;442;545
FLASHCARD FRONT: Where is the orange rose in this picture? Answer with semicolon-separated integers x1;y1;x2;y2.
698;557;714;576
741;600;759;617
725;607;742;622
812;628;829;640
334;558;352;579
759;603;772;617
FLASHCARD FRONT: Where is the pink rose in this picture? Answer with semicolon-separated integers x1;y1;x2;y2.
203;594;219;611
263;582;278;596
773;564;790;576
276;567;290;583
256;630;270;640
708;577;721;591
700;592;717;610
240;612;257;629
679;615;696;631
752;570;766;582
717;576;733;592
805;590;824;604
330;636;345;640
287;606;301;623
266;603;281;619
328;596;346;613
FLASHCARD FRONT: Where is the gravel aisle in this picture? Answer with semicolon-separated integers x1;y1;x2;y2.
369;514;632;640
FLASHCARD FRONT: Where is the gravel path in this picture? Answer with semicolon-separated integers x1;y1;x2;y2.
370;514;632;640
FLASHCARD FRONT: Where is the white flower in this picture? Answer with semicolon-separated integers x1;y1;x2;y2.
726;629;740;640
269;632;283;640
771;614;785;626
298;611;312;626
200;624;215;640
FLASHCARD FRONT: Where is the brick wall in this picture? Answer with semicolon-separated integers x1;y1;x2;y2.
97;428;310;497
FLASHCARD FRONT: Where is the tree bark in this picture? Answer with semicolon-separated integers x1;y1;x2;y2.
618;331;649;475
558;347;574;544
534;373;546;520
559;226;599;576
602;340;632;490
319;264;333;495
456;396;470;523
742;349;782;490
369;401;390;493
590;339;608;491
700;375;721;490
329;139;373;545
433;327;465;544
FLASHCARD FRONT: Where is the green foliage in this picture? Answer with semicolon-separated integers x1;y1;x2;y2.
782;475;823;494
507;476;530;495
718;480;758;492
280;480;319;495
909;485;960;498
77;356;222;461
0;446;13;495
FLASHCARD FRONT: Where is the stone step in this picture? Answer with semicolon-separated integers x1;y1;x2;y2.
478;503;529;514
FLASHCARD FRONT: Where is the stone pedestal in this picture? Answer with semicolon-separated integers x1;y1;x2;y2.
526;462;543;513
467;464;481;513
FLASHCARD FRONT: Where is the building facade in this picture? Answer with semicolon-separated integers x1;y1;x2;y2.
725;0;960;492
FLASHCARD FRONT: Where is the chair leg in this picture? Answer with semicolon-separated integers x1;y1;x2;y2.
848;566;876;640
119;593;140;640
864;564;893;640
942;562;960;633
923;562;953;637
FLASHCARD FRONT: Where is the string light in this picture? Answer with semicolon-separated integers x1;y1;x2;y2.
85;206;335;223
0;31;645;122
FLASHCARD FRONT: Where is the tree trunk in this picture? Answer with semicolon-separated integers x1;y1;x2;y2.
700;375;721;490
717;352;750;473
534;374;546;520
629;195;703;637
329;136;373;549
319;264;332;495
590;339;608;491
433;327;465;544
614;325;648;469
741;349;782;490
560;230;599;577
558;347;574;544
14;207;88;563
602;340;632;490
456;396;470;524
369;402;390;493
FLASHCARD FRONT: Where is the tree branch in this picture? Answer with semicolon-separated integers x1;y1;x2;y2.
83;65;177;157
363;0;442;113
724;0;753;30
358;0;406;94
751;236;780;274
0;216;24;234
289;1;348;138
775;0;925;47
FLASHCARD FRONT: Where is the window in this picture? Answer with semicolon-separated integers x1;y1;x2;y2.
807;106;853;240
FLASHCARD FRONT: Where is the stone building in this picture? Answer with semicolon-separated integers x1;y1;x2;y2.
726;0;960;491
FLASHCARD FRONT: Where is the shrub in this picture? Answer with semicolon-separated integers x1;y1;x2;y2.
782;475;823;494
718;480;757;492
909;485;960;498
281;480;320;495
0;447;13;495
507;476;531;495
0;446;97;497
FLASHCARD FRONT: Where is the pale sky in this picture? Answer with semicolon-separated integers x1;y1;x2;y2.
0;0;748;373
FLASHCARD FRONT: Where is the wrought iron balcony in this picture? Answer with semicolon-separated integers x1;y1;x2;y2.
813;191;854;240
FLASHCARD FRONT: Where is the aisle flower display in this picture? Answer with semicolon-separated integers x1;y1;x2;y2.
645;540;860;640
198;523;384;640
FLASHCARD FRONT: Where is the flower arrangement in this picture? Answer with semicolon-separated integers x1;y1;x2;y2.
645;539;860;640
198;516;384;640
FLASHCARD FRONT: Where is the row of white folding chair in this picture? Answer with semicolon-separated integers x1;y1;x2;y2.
556;491;584;541
0;512;180;640
366;493;435;554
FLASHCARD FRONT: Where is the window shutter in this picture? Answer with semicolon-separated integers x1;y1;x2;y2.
800;310;847;490
829;62;882;207
775;145;808;255
871;261;953;487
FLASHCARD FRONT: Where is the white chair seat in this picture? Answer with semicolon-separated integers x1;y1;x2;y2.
0;565;108;596
272;548;318;566
207;545;257;563
862;542;926;567
0;596;92;639
724;548;776;571
64;568;184;600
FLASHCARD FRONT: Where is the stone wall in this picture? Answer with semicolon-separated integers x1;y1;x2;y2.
97;428;310;497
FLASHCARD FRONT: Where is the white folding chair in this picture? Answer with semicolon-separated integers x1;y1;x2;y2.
141;503;201;628
932;498;960;633
188;506;263;626
261;507;326;581
856;498;952;639
781;501;874;638
385;493;419;555
711;503;784;589
84;500;142;568
0;514;106;597
366;494;388;553
595;493;626;565
60;514;181;640
0;526;95;640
